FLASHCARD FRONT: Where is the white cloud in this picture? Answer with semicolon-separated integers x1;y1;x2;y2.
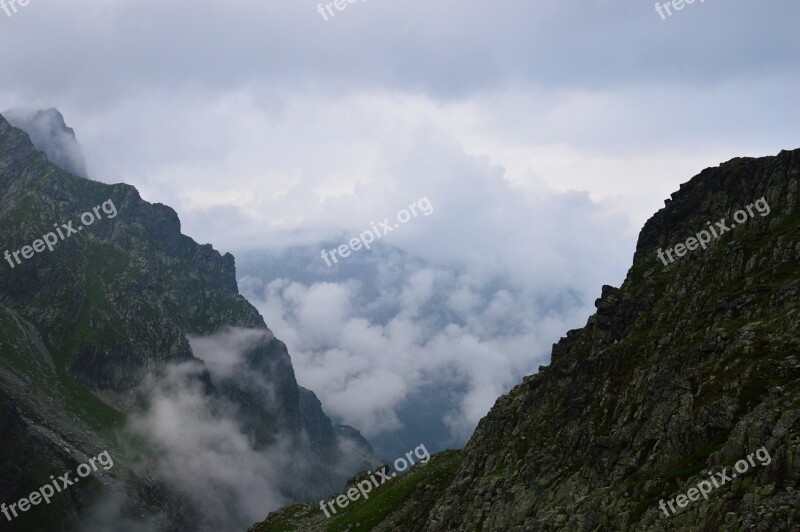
127;359;292;530
242;255;598;442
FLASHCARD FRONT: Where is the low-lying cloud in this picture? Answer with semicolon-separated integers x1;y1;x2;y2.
242;266;588;444
124;329;302;530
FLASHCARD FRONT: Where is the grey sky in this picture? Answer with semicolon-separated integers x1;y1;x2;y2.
1;1;796;236
1;2;798;94
1;0;798;452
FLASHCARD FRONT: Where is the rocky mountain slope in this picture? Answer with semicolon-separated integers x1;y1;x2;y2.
254;148;800;531
0;113;377;530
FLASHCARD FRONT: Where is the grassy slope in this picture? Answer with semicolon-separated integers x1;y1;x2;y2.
251;450;463;532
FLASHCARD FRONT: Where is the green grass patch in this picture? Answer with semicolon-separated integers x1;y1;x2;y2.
328;450;463;532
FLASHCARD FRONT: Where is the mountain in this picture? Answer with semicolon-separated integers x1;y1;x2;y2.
3;108;89;178
252;148;800;531
0;112;378;531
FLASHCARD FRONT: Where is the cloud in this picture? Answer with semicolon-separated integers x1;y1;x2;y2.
1;1;797;239
124;330;304;530
2;108;88;177
0;1;797;100
241;256;605;444
187;327;273;380
229;126;636;451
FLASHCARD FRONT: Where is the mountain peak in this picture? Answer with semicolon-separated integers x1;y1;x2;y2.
2;107;89;178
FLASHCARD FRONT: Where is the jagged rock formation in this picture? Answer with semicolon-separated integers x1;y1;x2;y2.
3;108;89;178
255;148;800;531
0;113;377;530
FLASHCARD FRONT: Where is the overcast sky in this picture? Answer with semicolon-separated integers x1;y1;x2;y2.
2;0;799;454
1;0;797;244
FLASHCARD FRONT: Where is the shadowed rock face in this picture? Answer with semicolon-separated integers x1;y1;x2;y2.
0;111;267;395
3;108;89;178
0;113;378;529
254;148;800;531
0;388;101;530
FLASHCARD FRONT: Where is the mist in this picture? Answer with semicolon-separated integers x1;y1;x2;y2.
123;329;307;530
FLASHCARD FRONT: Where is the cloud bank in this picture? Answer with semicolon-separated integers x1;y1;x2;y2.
237;141;634;451
125;329;305;530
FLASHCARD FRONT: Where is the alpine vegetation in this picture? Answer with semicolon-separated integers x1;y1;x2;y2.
319;443;430;518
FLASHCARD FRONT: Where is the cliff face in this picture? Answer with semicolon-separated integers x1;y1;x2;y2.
0;113;377;529
256;148;800;531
